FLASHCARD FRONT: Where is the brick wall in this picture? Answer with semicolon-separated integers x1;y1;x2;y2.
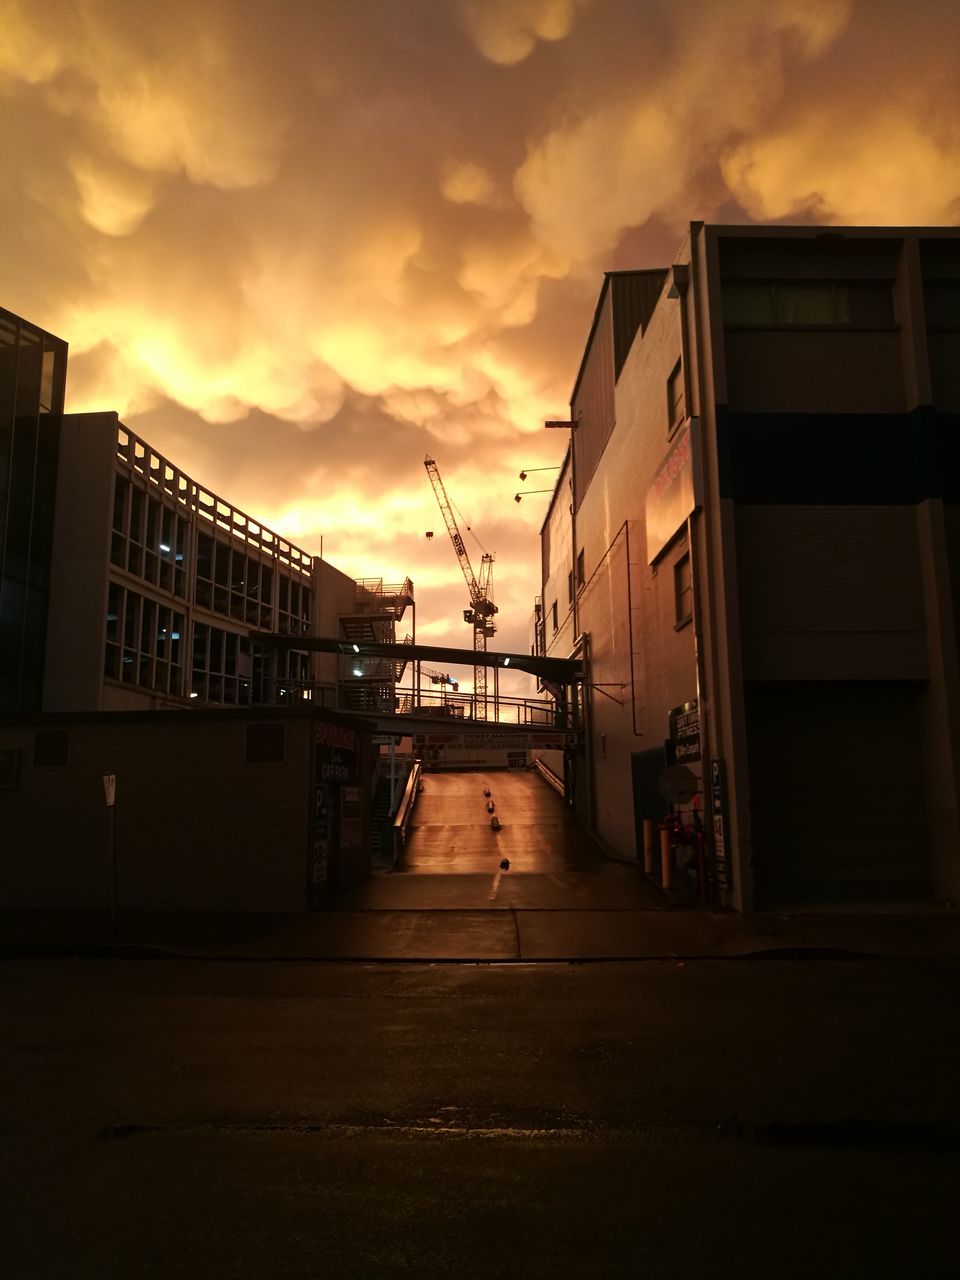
0;711;315;912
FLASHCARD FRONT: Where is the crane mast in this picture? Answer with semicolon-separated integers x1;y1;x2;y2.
424;456;497;719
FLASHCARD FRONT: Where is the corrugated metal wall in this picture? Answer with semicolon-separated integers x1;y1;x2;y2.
572;271;667;510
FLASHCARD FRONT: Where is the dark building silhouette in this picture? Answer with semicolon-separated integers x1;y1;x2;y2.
0;308;68;713
534;225;960;911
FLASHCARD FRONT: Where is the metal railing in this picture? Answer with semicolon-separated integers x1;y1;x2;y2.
116;425;314;576
250;679;578;729
392;759;423;864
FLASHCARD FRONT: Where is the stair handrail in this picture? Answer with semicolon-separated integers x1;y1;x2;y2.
392;758;423;864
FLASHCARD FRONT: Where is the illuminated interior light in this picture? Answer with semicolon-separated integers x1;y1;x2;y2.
352;643;360;652
503;657;510;666
189;692;199;699
159;543;171;552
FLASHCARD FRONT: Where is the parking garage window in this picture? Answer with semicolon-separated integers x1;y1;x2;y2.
191;623;251;706
195;531;275;630
111;472;188;599
104;583;184;696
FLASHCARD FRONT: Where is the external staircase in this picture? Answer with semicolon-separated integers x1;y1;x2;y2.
339;577;414;712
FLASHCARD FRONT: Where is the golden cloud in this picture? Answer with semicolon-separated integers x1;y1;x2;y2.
723;108;960;227
4;0;960;651
459;0;591;65
69;153;157;235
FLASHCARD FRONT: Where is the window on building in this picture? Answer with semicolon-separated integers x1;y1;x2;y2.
924;280;960;329
667;360;685;430
0;747;19;790
674;552;692;628
551;600;558;635
110;473;188;599
39;346;56;413
104;583;185;697
576;548;585;590
567;570;574;604
191;621;250;705
111;475;129;568
723;280;895;328
128;486;144;576
278;572;311;636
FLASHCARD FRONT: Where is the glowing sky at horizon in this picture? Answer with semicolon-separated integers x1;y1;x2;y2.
3;0;960;688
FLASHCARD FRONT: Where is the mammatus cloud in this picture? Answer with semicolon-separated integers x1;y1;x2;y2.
513;0;855;264
459;0;592;65
4;0;960;653
723;109;960;226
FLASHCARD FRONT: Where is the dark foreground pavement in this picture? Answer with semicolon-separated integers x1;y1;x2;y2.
3;956;960;1278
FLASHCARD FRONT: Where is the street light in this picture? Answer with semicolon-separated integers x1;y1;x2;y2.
518;465;561;481
515;489;555;503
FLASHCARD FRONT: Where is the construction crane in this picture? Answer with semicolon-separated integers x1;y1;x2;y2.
423;456;497;719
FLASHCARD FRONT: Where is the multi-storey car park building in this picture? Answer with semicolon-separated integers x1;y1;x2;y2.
534;224;960;912
0;306;414;719
45;411;413;715
0;304;416;909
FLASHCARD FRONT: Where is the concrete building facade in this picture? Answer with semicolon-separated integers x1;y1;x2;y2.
44;411;378;714
536;225;960;911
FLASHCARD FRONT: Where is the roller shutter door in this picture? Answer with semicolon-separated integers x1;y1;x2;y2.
745;681;930;905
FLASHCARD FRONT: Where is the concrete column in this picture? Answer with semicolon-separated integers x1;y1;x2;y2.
916;499;960;902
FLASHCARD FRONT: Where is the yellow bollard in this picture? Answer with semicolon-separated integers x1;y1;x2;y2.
660;826;672;891
643;819;654;875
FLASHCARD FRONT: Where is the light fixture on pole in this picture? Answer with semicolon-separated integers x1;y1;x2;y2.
514;489;555;503
518;465;561;481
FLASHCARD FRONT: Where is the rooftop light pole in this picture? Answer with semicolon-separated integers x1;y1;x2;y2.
518;465;561;481
514;489;555;503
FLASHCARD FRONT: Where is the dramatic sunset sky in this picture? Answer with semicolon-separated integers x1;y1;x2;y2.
3;0;960;673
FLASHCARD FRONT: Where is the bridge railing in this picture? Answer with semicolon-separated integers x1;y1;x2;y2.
253;680;578;729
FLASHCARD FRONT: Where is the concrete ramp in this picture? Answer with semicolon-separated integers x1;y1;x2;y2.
340;771;664;911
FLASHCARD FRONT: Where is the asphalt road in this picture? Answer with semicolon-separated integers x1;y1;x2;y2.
3;956;959;1278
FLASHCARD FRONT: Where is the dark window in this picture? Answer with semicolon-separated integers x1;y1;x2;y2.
723;280;895;328
551;601;558;634
34;728;69;767
112;474;128;534
576;548;585;589
246;722;285;763
674;552;692;627
196;532;213;582
924;280;960;330
0;747;20;789
567;571;574;604
667;360;684;429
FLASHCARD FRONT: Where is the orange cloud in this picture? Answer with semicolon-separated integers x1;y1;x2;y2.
459;0;591;65
723;109;960;227
5;0;960;657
